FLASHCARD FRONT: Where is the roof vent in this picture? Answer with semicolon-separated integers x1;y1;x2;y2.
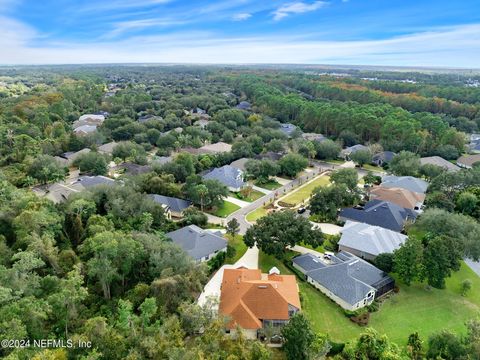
258;285;268;289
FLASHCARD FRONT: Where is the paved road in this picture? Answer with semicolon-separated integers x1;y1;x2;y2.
197;245;259;307
465;258;480;277
225;166;325;234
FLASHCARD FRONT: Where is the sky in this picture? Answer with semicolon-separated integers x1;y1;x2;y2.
1;0;480;67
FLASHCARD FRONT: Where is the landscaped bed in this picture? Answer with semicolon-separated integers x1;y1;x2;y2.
280;175;330;206
258;250;480;345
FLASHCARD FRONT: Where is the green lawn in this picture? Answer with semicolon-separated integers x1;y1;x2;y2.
209;201;240;217
281;175;330;206
258;251;480;345
255;179;282;190
225;234;247;264
230;190;264;202
246;206;268;222
362;164;386;172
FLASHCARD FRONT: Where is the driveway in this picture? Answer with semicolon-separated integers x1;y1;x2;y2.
290;245;323;258
226;196;250;208
310;222;342;235
197;245;259;308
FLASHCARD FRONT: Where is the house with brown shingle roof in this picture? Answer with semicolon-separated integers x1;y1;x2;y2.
457;154;480;169
369;186;425;211
219;267;301;339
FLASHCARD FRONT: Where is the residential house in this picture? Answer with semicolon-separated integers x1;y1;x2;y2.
340;144;368;160
457;154;480;169
202;165;245;192
165;225;227;262
279;123;298;138
338;221;408;261
229;158;250;172
194;118;210;129
151;156;173;166
97;141;117;156
292;252;394;311
420;156;460;172
73;125;98;136
112;162;152;177
199;142;232;154
301;133;326;143
339;199;417;232
73;114;105;129
236;101;252;111
138;114;162;124
254;151;284;161
219;267;301;339
369;186;425;211
371;151;396;166
59;148;91;166
36;175;116;203
381;175;428;194
150;194;192;219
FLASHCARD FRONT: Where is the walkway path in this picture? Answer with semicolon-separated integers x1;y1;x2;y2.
197;245;259;307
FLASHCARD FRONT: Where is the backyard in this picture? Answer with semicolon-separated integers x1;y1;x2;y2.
225;234;247;264
280;175;330;206
258;251;480;345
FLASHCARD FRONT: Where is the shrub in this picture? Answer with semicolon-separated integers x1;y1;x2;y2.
461;279;472;296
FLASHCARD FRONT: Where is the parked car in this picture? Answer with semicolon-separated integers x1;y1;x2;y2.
297;207;306;214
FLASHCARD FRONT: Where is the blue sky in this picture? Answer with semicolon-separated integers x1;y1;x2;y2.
1;0;480;66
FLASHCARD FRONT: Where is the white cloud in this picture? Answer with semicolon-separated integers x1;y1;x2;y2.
104;18;186;38
273;1;328;21
0;18;479;69
232;13;252;21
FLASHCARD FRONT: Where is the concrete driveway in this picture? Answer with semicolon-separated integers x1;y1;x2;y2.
311;222;342;235
290;245;323;258
197;245;258;308
226;196;250;208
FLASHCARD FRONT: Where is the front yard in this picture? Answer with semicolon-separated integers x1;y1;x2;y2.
208;200;241;217
246;206;268;222
254;179;282;190
280;175;330;206
230;189;264;202
258;250;480;345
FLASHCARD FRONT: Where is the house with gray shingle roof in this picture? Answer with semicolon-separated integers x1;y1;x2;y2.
372;151;396;166
279;123;299;138
339;221;408;261
339;199;417;232
97;141;117;155
236;101;251;111
457;154;480;169
165;225;227;262
59;148;91;165
340;144;368;159
202;165;245;192
420;156;459;172
381;175;428;194
150;194;192;219
292;251;394;311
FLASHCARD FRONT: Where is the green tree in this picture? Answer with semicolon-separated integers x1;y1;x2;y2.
244;210;323;259
374;253;394;273
389;151;421;176
407;332;423;360
226;218;240;240
427;330;466;360
73;151;108;175
245;159;280;184
330;168;358;191
27;155;67;184
281;313;315;360
314;139;341;160
393;237;423;286
350;149;372;166
278;153;309;178
461;279;472;297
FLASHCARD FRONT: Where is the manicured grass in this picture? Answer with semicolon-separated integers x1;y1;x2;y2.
258;250;480;345
255;179;282;190
229;190;264;202
281;175;330;206
362;163;386;172
225;234;247;264
209;201;240;217
246;206;268;222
